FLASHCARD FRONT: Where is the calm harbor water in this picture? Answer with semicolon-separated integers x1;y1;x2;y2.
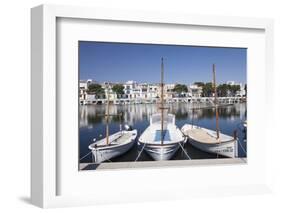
79;102;247;163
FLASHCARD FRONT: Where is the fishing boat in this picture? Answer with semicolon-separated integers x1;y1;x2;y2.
138;58;186;161
88;90;137;163
181;64;237;158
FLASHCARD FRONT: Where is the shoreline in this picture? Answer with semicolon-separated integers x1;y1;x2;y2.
80;96;247;105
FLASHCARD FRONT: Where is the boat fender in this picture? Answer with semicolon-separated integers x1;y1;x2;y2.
124;124;133;131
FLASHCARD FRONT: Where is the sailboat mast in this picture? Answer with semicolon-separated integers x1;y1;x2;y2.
213;64;220;139
106;86;110;145
161;58;164;145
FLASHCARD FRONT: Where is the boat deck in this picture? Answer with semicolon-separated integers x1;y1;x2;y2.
89;131;136;149
111;133;132;145
186;128;221;144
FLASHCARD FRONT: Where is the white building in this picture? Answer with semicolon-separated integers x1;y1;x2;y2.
79;79;92;104
101;82;119;100
226;81;246;97
236;83;246;97
189;84;203;97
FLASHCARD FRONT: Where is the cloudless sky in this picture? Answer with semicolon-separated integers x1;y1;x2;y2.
79;41;246;84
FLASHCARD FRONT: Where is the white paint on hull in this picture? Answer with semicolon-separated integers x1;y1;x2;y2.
182;124;236;158
188;138;235;158
141;143;180;161
92;140;135;163
138;113;186;161
89;130;137;163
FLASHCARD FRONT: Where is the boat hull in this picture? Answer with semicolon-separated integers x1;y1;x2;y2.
182;124;236;158
90;130;137;163
92;141;135;163
188;138;235;158
139;142;181;161
138;113;186;161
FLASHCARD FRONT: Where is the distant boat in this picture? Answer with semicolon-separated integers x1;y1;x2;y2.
88;89;137;163
138;58;186;161
181;64;237;158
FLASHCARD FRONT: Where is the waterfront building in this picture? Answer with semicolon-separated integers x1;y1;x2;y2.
123;80;138;99
102;82;117;100
226;81;246;97
189;84;203;97
164;84;176;99
236;83;246;97
79;79;246;105
79;79;92;104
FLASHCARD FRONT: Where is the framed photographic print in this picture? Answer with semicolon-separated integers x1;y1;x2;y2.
78;41;247;171
31;4;274;208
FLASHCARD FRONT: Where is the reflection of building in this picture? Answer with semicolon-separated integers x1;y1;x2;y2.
80;102;247;128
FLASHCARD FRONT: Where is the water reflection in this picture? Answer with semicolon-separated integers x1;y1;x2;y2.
80;103;246;126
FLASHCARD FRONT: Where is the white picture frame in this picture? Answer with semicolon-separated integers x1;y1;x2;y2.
31;4;274;208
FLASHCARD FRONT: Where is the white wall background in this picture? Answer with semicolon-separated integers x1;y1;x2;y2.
0;0;280;212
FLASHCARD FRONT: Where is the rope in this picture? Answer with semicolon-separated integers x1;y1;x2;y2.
236;121;246;132
237;138;247;156
135;143;146;162
179;142;191;160
80;151;92;161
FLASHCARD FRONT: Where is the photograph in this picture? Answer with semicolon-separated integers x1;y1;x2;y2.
78;41;247;171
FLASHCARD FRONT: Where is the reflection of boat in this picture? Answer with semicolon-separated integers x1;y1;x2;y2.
88;89;137;163
138;58;186;161
181;64;237;158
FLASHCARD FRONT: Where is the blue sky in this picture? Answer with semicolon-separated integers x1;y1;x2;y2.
79;41;246;84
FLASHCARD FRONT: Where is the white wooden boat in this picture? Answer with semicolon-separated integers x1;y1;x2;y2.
139;113;185;160
88;88;137;163
181;64;237;158
181;124;236;158
89;128;137;163
138;58;185;161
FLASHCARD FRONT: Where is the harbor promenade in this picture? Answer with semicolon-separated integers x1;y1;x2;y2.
80;96;246;105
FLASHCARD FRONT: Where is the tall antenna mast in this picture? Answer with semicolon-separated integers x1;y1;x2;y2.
213;64;220;140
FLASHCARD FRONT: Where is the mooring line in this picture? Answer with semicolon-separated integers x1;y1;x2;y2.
80;151;92;161
179;142;191;160
237;138;247;156
135;143;146;162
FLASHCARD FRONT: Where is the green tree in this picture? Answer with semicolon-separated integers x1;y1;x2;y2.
217;84;229;97
229;85;240;96
202;82;213;97
172;84;188;97
112;84;125;98
87;84;105;98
